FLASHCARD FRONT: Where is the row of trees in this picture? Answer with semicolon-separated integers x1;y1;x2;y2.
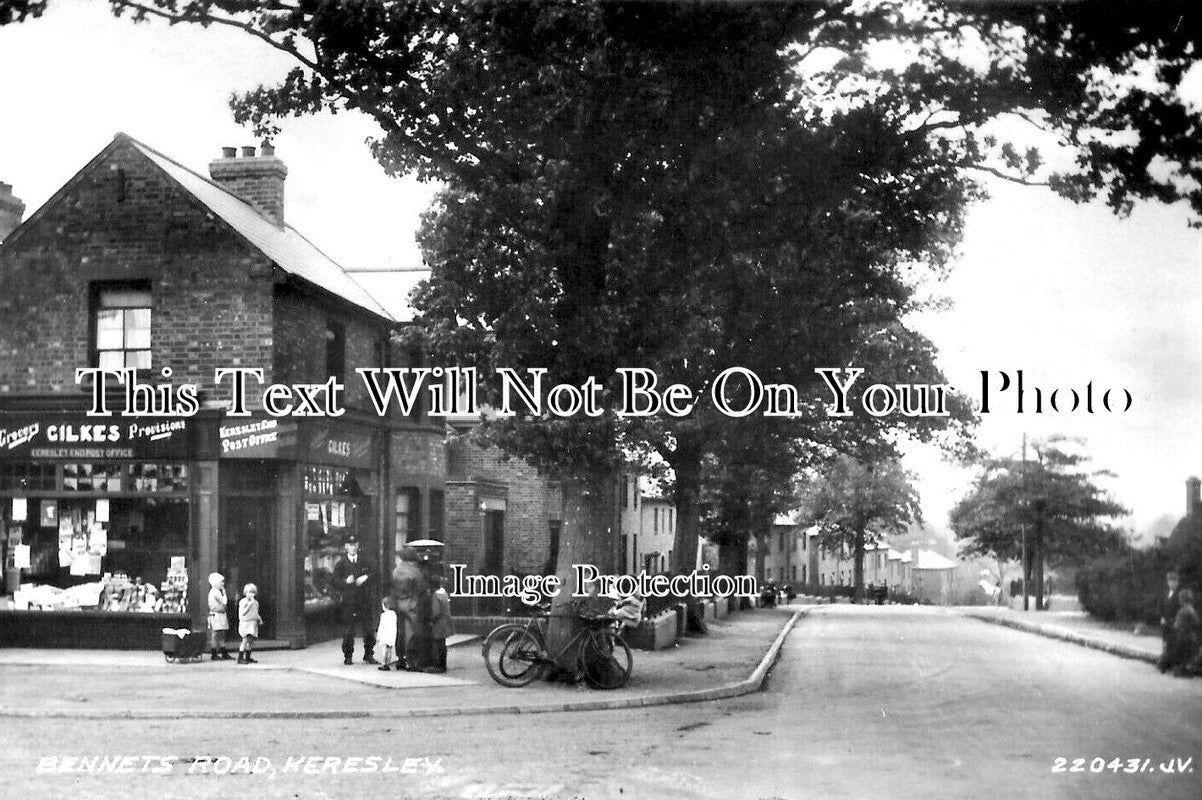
4;2;1197;622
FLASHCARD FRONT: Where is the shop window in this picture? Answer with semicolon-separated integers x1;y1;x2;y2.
130;463;188;493
0;463;55;491
325;320;345;381
62;463;123;492
5;497;188;614
93;285;152;371
302;465;371;609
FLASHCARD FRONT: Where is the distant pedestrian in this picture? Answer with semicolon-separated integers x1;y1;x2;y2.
376;596;399;671
1168;589;1199;677
237;584;263;665
1157;569;1182;673
207;572;232;661
426;576;453;674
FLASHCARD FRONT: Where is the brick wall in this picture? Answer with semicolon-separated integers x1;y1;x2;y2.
272;284;388;411
0;138;273;396
445;434;562;575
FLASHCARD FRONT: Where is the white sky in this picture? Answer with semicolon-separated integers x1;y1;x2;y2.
2;0;1200;539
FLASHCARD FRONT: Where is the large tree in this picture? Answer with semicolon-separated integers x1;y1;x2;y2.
7;2;1199;627
801;453;922;602
949;437;1129;610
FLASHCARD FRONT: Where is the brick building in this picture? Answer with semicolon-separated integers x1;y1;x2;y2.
444;432;564;580
0;134;444;648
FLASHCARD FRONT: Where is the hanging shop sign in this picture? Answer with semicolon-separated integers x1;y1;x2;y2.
0;414;191;460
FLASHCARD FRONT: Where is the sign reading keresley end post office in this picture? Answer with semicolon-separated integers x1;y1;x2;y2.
0;414;191;461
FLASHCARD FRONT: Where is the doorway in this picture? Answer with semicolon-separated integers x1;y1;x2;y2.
221;496;276;639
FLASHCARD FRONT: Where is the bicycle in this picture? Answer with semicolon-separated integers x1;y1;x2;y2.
481;602;633;690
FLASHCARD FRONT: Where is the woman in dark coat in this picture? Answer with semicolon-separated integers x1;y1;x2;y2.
391;548;430;671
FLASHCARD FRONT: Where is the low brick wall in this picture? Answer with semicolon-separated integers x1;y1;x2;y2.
626;611;677;651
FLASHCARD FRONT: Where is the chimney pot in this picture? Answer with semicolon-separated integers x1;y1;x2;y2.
221;146;237;158
209;146;288;227
260;142;275;157
1187;476;1200;516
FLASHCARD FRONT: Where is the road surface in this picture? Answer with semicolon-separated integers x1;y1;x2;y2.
1;605;1198;799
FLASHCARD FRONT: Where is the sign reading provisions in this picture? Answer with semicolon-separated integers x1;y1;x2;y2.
0;414;191;460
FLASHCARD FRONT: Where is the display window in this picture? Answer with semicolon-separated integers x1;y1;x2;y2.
302;465;373;610
1;461;190;615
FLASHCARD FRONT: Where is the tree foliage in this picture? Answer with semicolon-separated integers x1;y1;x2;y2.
801;453;922;601
949;437;1130;600
0;0;44;26
9;1;1198;573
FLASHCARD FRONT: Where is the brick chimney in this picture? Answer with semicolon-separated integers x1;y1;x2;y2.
208;144;287;227
0;181;25;242
1187;476;1200;516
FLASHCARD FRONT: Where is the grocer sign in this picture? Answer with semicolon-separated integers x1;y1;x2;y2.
0;414;191;460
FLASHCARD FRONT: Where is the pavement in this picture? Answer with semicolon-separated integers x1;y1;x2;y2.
962;601;1163;664
0;605;803;719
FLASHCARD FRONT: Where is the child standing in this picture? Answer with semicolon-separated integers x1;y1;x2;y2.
376;596;399;671
237;584;264;665
426;576;453;673
207;572;232;661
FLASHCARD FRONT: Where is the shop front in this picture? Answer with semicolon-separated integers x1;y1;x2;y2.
0;413;197;648
0;411;387;649
216;417;383;647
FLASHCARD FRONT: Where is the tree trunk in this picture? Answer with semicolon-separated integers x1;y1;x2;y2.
546;474;618;671
852;528;865;604
1034;518;1046;611
670;434;704;575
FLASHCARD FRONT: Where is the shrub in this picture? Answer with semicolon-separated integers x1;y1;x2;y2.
1076;548;1171;624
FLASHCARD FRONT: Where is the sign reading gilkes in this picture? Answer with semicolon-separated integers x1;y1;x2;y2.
308;426;374;469
0;414;192;460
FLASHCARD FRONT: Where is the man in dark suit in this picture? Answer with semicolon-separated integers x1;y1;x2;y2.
331;536;378;666
1157;568;1181;673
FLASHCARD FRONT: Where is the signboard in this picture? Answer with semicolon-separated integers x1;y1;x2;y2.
218;418;299;459
307;425;374;469
0;413;192;460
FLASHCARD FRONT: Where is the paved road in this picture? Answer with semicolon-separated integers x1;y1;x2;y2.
1;605;1199;800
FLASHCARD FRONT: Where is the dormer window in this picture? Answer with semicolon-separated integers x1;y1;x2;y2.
94;285;152;370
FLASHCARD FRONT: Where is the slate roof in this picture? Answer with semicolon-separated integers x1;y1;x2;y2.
127;136;394;321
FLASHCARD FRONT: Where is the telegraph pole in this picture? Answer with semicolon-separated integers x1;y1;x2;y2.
1021;433;1029;612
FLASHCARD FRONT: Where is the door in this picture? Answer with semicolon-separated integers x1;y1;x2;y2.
482;510;504;576
221;497;275;639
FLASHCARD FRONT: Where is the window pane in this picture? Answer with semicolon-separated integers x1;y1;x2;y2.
126;350;152;370
96;328;123;350
96;309;124;330
99;290;152;309
125;317;151;348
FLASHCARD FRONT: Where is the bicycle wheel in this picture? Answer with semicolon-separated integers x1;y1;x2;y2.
578;629;632;690
483;627;545;687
